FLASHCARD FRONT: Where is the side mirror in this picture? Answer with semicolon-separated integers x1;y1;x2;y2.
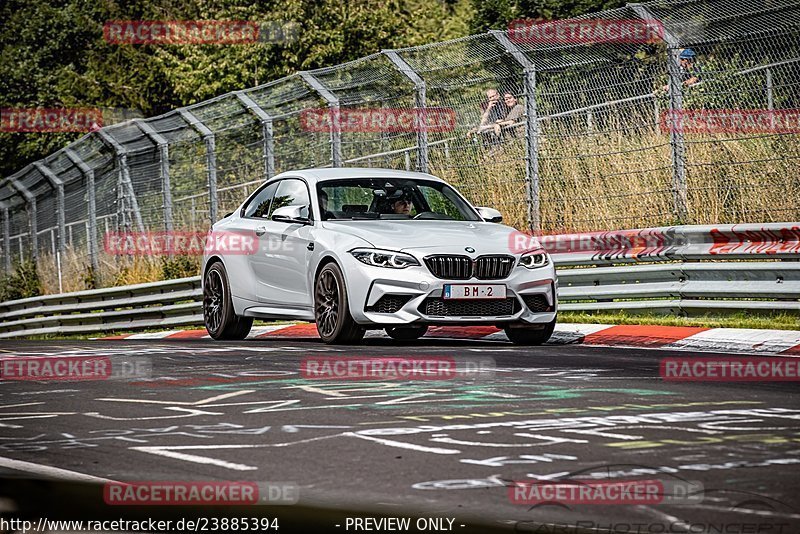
475;206;503;223
272;205;311;225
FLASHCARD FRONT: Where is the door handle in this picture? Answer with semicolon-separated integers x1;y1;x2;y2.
255;226;266;236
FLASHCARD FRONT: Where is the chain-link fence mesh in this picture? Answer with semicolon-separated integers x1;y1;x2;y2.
2;0;799;293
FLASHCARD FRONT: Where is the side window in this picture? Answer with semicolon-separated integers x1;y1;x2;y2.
271;179;311;219
243;181;278;218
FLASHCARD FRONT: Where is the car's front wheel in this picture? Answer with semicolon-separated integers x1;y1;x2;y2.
203;262;253;340
504;318;556;346
315;262;365;344
385;325;428;341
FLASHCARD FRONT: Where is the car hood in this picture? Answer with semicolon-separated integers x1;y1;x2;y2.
321;220;539;254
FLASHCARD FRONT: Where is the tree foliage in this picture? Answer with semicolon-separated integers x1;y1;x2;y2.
0;0;473;177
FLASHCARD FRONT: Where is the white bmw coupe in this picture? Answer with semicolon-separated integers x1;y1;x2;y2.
202;168;557;344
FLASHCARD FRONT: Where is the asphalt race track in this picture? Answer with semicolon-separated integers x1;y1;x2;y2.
0;337;799;533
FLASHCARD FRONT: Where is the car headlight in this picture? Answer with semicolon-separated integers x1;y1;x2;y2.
350;248;420;269
519;250;549;269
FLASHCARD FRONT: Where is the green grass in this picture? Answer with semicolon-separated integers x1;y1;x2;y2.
559;311;800;331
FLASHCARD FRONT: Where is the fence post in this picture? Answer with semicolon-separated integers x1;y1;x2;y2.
1;203;10;271
630;3;688;222
766;68;774;110
384;50;428;173
33;161;66;253
96;130;145;233
491;30;541;231
235;91;275;179
134;120;175;231
64;149;99;273
179;110;218;223
8;175;37;261
299;72;342;167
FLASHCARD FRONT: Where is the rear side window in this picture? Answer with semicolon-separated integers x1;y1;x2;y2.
242;181;278;218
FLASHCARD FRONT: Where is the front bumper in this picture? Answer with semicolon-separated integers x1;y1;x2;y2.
341;252;557;327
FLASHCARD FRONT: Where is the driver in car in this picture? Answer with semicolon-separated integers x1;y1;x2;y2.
392;195;413;215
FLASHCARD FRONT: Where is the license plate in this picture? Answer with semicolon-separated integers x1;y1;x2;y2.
443;284;506;299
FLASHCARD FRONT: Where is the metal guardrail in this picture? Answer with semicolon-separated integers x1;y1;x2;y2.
0;277;202;339
0;224;797;339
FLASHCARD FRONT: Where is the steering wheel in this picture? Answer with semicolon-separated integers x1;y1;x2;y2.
413;211;452;220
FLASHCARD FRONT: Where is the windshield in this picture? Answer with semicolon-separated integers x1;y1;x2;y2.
317;178;481;221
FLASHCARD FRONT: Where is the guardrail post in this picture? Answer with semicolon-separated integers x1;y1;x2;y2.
235;91;275;179
178;110;218;223
64;149;99;273
33;161;66;253
1;203;10;271
629;4;688;223
384;50;428;173
96;130;145;233
134;120;175;231
491;30;541;231
299;72;342;167
7;176;37;261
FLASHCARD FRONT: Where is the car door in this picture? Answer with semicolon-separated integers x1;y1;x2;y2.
235;180;281;303
262;178;315;309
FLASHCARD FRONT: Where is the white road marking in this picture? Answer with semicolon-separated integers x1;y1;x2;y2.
346;433;460;455
0;456;116;483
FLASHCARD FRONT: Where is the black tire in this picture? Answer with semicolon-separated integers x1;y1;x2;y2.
385;325;428;341
203;262;253;340
504;318;556;346
315;262;365;344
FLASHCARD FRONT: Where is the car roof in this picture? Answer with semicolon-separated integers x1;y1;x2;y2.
273;167;445;184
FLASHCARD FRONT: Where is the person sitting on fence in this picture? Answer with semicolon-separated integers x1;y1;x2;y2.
662;48;702;91
493;92;525;139
467;88;508;147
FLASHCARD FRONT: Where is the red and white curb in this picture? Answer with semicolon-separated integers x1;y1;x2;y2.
98;323;800;355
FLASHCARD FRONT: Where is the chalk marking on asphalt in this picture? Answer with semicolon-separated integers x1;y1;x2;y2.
83;407;223;421
0;402;47;409
0;456;117;483
95;390;255;406
346;432;460;455
0;414;74;421
132;435;346;471
687;503;800;520
635;506;694;531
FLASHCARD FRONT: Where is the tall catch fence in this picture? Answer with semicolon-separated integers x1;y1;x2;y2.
1;0;799;293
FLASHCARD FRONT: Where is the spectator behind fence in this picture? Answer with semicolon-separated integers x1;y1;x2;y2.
493;92;525;139
662;48;702;91
467;88;508;146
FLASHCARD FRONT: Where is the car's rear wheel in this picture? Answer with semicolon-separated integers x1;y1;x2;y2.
504;318;556;345
315;262;365;344
385;325;428;341
204;262;253;340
